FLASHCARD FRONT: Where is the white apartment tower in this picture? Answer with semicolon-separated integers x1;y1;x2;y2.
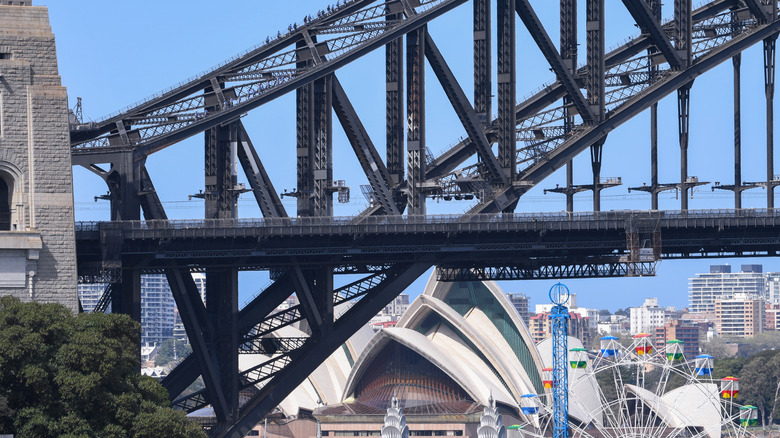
630;297;665;334
689;265;765;313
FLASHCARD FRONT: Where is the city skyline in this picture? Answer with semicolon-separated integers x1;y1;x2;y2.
45;1;780;311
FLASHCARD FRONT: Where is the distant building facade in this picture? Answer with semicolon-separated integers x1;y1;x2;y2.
506;293;531;322
714;293;765;338
655;319;701;358
80;273;206;345
535;293;597;330
528;311;591;346
630;298;665;334
766;305;780;331
689;264;765;313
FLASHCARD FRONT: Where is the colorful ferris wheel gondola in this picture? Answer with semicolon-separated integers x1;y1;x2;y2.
739;405;758;427
721;376;740;399
569;348;588;369
520;394;541;416
665;339;684;361
599;336;620;358
633;333;653;355
694;354;714;376
542;368;554;389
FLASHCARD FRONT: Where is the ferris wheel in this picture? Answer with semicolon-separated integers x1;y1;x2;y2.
516;335;757;438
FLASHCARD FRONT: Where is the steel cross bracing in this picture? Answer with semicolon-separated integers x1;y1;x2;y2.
68;1;780;437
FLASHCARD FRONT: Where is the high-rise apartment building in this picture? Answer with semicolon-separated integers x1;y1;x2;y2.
714;293;765;338
79;273;206;345
630;298;665;334
506;293;531;322
689;265;765;313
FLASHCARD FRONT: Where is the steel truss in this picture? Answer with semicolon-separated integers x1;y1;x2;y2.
69;1;780;437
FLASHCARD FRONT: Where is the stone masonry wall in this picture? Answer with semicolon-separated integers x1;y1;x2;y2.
0;4;78;311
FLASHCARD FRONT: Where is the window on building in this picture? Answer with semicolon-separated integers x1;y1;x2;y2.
0;176;10;230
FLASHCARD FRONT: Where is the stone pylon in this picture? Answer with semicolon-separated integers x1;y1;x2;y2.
0;1;77;311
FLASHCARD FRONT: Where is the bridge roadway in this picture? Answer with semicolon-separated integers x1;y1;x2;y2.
76;208;780;277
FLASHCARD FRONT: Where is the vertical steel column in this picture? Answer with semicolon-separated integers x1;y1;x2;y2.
297;41;315;217
497;0;516;180
386;15;405;188
674;0;692;68
474;0;492;125
406;27;427;215
587;0;605;211
561;0;577;212
678;84;691;210
312;76;333;217
114;269;141;323
110;153;142;221
649;0;661;210
111;152;141;330
205;122;239;219
205;117;240;423
206;268;239;424
765;35;777;208
734;52;743;209
675;0;692;210
650;104;659;209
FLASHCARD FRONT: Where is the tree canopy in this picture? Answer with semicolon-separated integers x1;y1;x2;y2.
155;338;192;367
0;295;206;438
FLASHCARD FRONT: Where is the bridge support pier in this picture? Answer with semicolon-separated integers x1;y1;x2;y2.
586;0;605;211
735;52;743;208
386;18;404;189
678;83;691;211
206;268;239;425
561;0;576;212
474;0;491;125
764;34;777;208
406;27;427;215
497;0;516;181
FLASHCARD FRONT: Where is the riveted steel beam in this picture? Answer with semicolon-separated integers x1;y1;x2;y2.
515;0;595;123
622;0;685;69
331;76;401;215
423;33;507;184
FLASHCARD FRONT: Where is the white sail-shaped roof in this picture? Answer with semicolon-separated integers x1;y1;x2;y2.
343;273;546;417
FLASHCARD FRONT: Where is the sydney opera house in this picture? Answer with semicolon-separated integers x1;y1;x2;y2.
240;275;544;438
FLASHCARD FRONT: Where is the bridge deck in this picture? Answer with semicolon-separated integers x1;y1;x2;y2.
75;209;780;274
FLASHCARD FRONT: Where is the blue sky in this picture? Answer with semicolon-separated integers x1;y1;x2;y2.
44;0;780;311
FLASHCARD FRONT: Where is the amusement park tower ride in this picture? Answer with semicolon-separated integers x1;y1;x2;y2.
549;283;570;438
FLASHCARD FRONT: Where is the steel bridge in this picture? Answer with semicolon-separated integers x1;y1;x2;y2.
68;0;780;436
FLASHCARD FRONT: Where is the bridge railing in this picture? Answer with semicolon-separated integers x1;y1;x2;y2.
74;208;780;236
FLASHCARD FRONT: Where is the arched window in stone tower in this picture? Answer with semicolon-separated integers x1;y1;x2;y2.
0;173;11;230
0;162;24;231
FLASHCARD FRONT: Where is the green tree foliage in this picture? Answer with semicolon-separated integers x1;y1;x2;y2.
0;295;206;438
155;338;192;367
738;349;780;427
